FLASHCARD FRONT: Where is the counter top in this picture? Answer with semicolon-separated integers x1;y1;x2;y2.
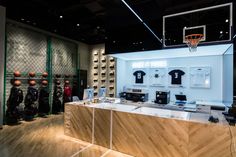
66;99;228;125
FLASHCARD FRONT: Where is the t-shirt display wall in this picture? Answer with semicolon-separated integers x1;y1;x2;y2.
89;48;116;97
116;54;229;102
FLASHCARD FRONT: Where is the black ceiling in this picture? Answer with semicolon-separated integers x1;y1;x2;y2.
1;0;235;45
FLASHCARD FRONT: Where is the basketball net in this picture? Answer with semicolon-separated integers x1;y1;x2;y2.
185;34;203;52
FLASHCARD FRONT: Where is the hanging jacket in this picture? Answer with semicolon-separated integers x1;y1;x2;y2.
38;86;50;113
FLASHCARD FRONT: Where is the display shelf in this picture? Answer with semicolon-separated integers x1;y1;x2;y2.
89;48;116;98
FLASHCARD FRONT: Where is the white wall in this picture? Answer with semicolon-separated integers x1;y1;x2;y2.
223;45;233;103
0;6;6;126
116;46;233;103
116;59;126;97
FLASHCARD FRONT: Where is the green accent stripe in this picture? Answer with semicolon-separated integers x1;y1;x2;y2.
3;27;7;124
46;37;53;114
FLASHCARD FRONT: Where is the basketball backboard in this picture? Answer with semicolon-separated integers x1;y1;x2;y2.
163;3;233;47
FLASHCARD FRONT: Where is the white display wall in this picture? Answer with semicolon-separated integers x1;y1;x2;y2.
115;44;233;104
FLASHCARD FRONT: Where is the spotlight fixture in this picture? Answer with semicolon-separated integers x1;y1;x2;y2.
225;19;229;23
60;15;63;19
21;18;25;21
220;31;223;34
77;23;80;27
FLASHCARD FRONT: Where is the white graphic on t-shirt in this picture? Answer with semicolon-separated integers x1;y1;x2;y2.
150;69;165;85
190;68;210;85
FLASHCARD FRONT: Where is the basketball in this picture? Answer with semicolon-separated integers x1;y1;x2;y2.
29;80;36;86
14;80;21;86
56;80;61;85
14;71;21;77
42;80;48;85
29;72;36;77
42;72;48;78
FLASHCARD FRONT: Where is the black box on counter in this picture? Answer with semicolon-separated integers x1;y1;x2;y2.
155;91;170;104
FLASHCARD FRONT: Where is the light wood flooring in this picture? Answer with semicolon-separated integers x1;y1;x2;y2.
0;114;132;157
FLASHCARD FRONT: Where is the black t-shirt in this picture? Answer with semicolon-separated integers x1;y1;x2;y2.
168;70;185;85
133;70;146;84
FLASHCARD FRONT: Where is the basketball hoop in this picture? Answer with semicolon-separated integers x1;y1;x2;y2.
185;34;203;52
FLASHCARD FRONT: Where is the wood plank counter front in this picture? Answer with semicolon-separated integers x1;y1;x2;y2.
64;102;236;157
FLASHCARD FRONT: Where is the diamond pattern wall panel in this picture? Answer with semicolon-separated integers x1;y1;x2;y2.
51;38;77;76
6;23;47;73
5;23;47;111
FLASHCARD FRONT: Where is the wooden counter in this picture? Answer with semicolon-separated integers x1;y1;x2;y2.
64;102;236;157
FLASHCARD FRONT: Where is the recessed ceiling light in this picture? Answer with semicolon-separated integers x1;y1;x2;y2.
220;31;223;34
33;22;36;25
21;18;25;21
97;26;100;29
113;40;116;43
226;32;229;34
77;24;80;27
60;15;63;19
225;19;229;23
26;20;30;23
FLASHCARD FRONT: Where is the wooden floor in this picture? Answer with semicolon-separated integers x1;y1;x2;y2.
0;114;132;157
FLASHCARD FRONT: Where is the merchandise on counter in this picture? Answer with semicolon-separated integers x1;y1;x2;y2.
168;69;185;85
6;72;23;124
52;80;63;114
133;70;146;84
125;91;148;102
155;91;170;104
98;88;106;97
